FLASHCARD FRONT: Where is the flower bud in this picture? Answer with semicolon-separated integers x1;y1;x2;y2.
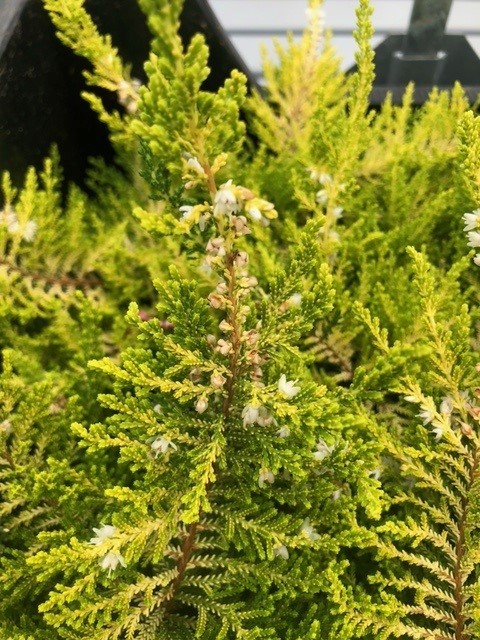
206;334;217;346
206;237;226;256
216;282;228;295
219;319;233;333
461;422;474;437
234;251;249;268
208;293;225;309
211;372;226;389
195;397;209;414
216;339;233;356
232;215;251;236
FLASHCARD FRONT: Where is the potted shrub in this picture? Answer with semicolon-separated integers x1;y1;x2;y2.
2;0;480;638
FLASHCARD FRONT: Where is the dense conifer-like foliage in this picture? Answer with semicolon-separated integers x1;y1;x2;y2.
2;0;480;637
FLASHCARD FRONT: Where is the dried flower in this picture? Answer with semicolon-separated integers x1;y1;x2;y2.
0;419;12;434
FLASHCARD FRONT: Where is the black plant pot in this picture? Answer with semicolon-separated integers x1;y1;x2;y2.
0;0;257;187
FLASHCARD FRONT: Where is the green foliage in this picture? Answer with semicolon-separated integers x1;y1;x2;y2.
2;0;480;638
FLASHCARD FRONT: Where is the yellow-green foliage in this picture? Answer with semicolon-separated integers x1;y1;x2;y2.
2;0;480;638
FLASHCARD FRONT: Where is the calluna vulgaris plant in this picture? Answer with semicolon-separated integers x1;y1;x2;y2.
3;0;480;637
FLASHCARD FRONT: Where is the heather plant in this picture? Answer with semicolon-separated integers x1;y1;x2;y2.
2;0;480;638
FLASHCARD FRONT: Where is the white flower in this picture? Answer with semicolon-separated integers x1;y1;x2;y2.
258;468;275;488
313;438;334;461
467;231;480;247
195;397;209;414
316;189;328;205
153;404;162;414
89;523;117;546
22;220;37;242
151;437;177;457
319;173;333;186
274;544;289;560
332;489;342;500
368;468;381;480
276;426;290;438
187;156;206;175
440;396;453;415
99;551;126;576
179;205;194;220
288;293;302;308
214;180;242;216
2;209;20;233
0;419;12;434
432;425;444;441
474;254;480;266
463;210;480;231
301;518;320;541
242;404;260;426
247;205;262;221
278;374;300;399
332;207;343;220
418;407;434;425
404;395;418;403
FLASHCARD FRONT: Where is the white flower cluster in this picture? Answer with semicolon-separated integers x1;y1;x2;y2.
464;209;480;266
89;523;126;576
0;207;37;242
404;393;453;441
178;170;278;234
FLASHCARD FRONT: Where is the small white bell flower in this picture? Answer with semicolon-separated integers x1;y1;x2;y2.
276;426;290;438
99;551;127;576
313;438;334;462
89;523;117;546
278;374;300;399
242;404;260;427
151;437;177;457
187;156;206;175
274;544;289;560
463;209;480;231
301;518;320;541
258;468;275;488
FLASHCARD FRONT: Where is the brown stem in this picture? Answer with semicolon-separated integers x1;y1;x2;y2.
223;254;242;418
0;257;100;292
164;522;198;612
453;445;479;640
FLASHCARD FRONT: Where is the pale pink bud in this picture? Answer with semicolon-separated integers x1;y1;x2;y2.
208;293;225;309
211;372;226;388
219;319;233;333
234;251;249;268
216;339;233;356
195;397;209;414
